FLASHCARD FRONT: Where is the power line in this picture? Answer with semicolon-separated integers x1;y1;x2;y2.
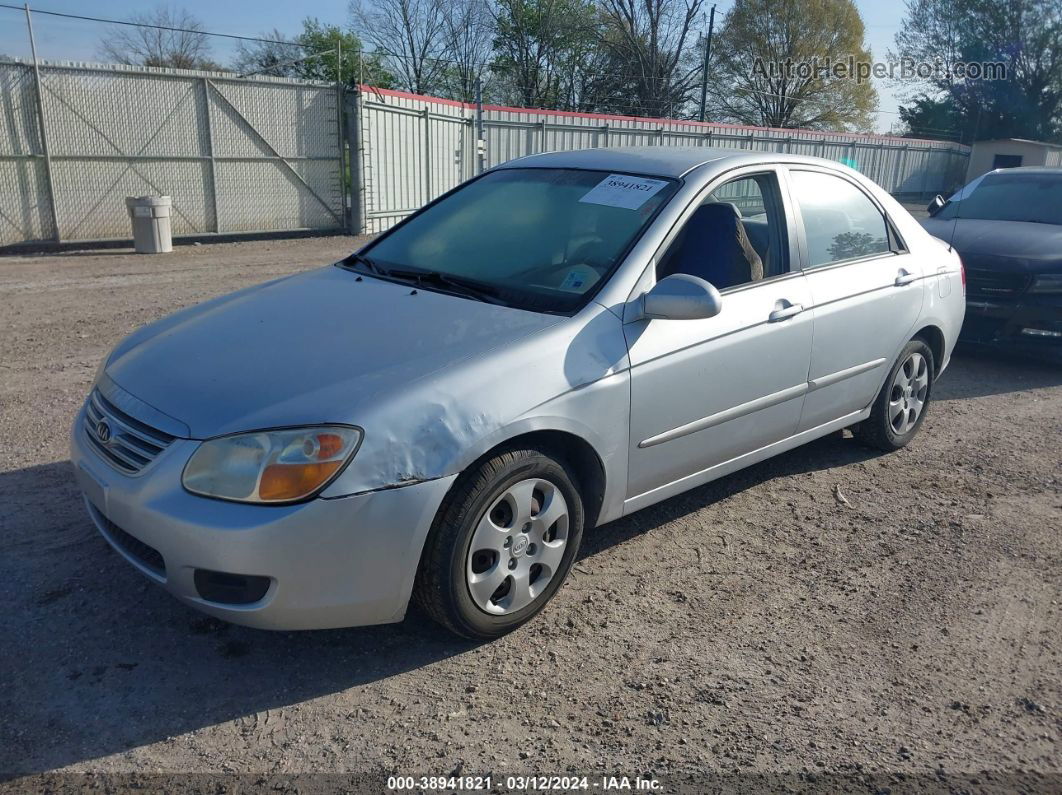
0;3;309;48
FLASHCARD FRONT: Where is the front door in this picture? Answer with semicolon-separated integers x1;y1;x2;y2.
624;170;814;506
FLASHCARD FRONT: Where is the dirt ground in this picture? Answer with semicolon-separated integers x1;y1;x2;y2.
1;237;1060;791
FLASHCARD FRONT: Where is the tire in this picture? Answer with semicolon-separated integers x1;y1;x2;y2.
856;338;935;451
413;446;585;639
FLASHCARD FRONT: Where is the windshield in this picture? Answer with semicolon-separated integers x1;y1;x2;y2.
937;171;1062;225
358;168;679;313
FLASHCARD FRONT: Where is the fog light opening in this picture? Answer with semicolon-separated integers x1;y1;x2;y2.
193;569;271;605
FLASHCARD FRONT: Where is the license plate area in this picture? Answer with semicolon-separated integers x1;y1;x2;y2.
76;463;108;514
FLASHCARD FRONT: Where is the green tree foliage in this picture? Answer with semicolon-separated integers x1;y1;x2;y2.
489;0;600;108
893;0;1062;142
896;95;964;141
706;0;878;130
233;19;392;88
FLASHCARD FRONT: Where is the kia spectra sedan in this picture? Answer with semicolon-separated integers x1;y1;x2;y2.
72;148;966;638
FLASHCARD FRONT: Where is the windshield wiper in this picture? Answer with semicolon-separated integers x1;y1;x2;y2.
382;268;508;306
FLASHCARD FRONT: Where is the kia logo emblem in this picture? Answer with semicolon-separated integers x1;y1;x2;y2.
95;420;112;444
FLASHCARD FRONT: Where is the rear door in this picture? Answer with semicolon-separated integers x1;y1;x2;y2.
785;167;925;432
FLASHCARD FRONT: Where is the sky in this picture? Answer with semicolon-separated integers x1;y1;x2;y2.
0;0;910;134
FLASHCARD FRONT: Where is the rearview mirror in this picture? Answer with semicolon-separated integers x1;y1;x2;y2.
926;194;946;216
639;274;723;321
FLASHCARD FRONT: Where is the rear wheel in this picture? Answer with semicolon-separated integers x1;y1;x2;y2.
856;338;935;451
414;447;584;638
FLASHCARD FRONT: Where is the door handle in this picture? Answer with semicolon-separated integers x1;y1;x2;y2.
768;302;804;322
895;269;917;286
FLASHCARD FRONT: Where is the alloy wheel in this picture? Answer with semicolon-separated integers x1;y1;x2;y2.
888;351;929;435
465;478;570;615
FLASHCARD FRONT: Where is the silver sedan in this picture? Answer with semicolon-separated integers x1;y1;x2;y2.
72;147;966;638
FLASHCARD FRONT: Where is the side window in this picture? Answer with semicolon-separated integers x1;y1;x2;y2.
656;173;788;290
789;170;892;268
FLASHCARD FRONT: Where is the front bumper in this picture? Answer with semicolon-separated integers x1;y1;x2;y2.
70;406;456;630
960;294;1062;363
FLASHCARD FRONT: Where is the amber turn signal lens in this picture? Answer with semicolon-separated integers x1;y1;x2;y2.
259;460;343;501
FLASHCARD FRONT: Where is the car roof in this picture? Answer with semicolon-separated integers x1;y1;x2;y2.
494;146;795;179
985;166;1062;176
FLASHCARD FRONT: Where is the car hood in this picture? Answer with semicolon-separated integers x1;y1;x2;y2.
920;218;1062;272
103;266;563;438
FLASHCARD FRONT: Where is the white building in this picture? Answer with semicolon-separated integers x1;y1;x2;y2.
966;138;1062;180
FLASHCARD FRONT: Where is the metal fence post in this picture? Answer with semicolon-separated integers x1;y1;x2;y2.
475;78;485;174
346;88;364;236
24;3;59;242
200;77;220;233
423;106;432;202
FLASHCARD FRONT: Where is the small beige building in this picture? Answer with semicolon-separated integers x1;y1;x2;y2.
966;138;1062;181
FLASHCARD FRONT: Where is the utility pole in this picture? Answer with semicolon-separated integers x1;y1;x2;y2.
698;4;716;123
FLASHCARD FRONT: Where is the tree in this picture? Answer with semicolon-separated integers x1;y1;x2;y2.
231;19;393;87
349;0;448;94
439;0;494;102
893;0;1062;142
597;0;705;118
490;0;599;108
296;18;393;87
705;0;878;131
98;5;216;70
896;95;964;141
232;29;301;78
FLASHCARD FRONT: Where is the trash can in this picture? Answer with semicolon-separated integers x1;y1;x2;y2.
125;196;173;254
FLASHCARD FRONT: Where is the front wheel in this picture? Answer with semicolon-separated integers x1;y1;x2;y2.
856;338;935;451
414;447;584;638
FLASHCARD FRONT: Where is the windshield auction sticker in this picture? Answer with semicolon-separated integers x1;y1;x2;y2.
579;174;669;210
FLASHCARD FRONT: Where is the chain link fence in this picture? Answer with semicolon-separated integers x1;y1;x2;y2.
0;58;345;248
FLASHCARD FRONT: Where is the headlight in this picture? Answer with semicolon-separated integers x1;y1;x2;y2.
1028;274;1062;294
182;426;362;504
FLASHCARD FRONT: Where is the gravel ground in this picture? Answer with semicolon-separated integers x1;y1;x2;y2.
1;237;1060;791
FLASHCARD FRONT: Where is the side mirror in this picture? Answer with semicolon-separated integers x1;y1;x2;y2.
927;195;946;216
639;273;723;321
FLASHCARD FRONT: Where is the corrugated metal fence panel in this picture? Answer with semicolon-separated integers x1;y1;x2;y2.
356;87;972;233
359;89;470;234
0;59;344;246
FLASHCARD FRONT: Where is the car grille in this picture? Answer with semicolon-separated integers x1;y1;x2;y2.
965;268;1032;299
83;389;176;474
